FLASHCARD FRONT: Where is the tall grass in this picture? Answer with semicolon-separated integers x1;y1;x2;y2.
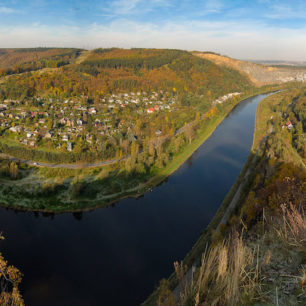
276;203;306;248
168;202;306;306
172;234;261;306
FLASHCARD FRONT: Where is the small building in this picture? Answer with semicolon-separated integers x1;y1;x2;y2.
286;121;293;130
67;142;73;152
88;108;97;114
45;131;54;139
27;132;33;138
155;129;162;136
62;135;69;142
28;140;36;147
9;126;22;133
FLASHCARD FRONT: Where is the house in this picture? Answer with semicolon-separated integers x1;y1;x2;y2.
86;134;93;144
9;126;18;133
147;108;155;114
155;129;162;136
21;110;28;118
66;119;72;127
286;121;293;130
130;135;137;142
88;108;97;114
67;142;73;152
62;135;69;141
28;140;36;147
60;118;67;125
26;132;33;138
0;104;7;111
45;131;54;138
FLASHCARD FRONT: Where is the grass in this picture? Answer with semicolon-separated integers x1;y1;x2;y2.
171;234;260;306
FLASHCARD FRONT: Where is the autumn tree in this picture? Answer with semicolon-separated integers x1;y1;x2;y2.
185;124;195;144
0;234;24;306
9;162;18;180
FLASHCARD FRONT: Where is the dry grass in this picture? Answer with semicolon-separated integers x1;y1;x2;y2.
172;234;261;306
167;203;306;306
277;203;306;248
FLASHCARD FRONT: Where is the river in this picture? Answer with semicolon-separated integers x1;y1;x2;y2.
0;93;269;305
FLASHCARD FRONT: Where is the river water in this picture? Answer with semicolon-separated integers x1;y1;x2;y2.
0;93;269;305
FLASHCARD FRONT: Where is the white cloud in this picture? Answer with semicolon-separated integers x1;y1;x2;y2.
203;0;224;13
109;0;142;15
266;4;306;19
0;19;305;61
103;0;172;15
0;6;17;14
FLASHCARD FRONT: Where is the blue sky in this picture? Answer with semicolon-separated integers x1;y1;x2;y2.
0;0;306;60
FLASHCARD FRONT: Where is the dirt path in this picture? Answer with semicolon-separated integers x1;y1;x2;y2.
74;50;91;64
0;153;120;169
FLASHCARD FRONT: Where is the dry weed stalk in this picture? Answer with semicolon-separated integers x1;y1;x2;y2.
279;203;306;247
176;234;260;305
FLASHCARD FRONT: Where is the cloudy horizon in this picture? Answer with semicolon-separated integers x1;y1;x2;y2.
0;0;306;61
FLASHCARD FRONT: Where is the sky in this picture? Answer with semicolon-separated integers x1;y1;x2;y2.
0;0;306;60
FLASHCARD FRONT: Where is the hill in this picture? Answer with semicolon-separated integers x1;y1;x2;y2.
194;52;306;86
0;48;81;76
0;48;252;99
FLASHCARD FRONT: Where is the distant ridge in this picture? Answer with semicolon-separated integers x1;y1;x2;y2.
246;59;306;67
193;52;306;86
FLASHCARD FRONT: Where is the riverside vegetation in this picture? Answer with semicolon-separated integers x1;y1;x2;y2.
0;47;287;211
0;233;23;306
149;87;305;305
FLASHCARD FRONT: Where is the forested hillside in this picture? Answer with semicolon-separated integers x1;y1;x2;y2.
0;48;81;76
0;48;252;99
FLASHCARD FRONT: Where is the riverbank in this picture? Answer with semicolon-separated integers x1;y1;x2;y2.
143;90;284;305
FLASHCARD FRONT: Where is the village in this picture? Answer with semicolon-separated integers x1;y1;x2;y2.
277;72;306;83
212;92;241;105
0;91;177;153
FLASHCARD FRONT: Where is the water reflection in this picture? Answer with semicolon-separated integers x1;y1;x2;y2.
187;155;193;168
73;212;83;221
